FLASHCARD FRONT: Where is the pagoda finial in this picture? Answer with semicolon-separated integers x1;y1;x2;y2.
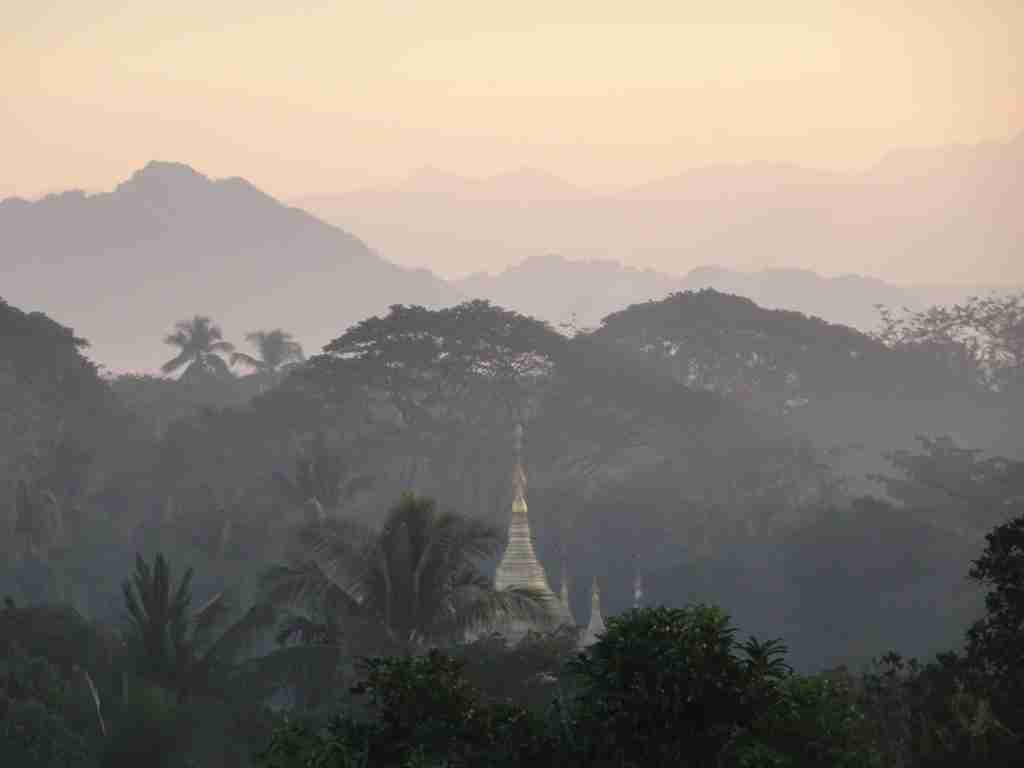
512;422;527;501
512;423;528;495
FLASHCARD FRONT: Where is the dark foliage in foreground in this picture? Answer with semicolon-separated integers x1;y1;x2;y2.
258;606;885;767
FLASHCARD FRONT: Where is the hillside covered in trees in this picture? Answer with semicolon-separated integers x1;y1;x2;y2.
2;287;1023;766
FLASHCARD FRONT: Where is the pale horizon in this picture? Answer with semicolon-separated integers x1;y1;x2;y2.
2;129;1022;205
4;1;1022;202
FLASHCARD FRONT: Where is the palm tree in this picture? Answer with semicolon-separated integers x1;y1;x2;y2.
160;315;235;379
272;431;374;522
262;494;552;653
230;329;304;386
121;553;275;702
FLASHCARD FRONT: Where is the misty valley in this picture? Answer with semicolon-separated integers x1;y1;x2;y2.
16;105;1024;768
3;240;1023;766
8;0;1024;760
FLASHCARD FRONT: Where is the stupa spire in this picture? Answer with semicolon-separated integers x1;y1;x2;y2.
494;425;556;598
557;544;576;627
511;422;527;500
632;554;645;610
581;576;606;647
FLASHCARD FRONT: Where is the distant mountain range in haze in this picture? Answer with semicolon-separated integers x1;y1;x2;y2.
2;149;1020;375
299;131;1023;284
453;255;1017;334
0;161;459;374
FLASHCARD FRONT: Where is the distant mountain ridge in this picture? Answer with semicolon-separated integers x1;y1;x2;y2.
0;161;460;374
453;255;1018;334
300;132;1024;283
5;140;1022;374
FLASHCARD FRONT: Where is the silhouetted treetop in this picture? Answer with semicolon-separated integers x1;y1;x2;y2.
230;329;304;374
591;288;912;404
876;291;1024;394
1;297;93;380
161;315;235;379
313;300;567;426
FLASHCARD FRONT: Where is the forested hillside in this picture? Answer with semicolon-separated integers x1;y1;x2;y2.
2;288;1022;765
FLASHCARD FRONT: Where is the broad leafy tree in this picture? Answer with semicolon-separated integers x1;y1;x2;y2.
966;509;1024;732
870;436;1024;535
592;288;895;409
569;604;790;767
876;291;1024;395
306;300;567;510
313;300;565;429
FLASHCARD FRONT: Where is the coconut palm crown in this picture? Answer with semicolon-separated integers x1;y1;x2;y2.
272;431;374;522
230;329;305;375
122;553;274;701
262;494;553;652
160;315;235;377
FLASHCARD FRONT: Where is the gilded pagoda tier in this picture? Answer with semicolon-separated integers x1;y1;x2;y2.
494;491;557;597
490;427;575;644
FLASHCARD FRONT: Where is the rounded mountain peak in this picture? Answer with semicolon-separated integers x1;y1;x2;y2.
115;161;211;198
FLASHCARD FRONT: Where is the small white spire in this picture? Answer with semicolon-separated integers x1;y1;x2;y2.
558;548;576;627
633;555;645;610
581;576;606;648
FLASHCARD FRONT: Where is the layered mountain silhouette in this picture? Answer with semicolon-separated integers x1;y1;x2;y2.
454;255;1015;334
1;162;459;373
301;132;1023;284
4;137;1020;374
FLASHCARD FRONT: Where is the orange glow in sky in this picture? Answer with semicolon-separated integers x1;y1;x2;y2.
3;0;1021;199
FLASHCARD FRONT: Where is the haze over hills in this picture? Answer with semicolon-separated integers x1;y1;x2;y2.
300;132;1024;283
454;255;1017;335
3;143;1020;376
0;162;460;374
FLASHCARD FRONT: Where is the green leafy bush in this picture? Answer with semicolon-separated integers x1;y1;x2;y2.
566;605;788;767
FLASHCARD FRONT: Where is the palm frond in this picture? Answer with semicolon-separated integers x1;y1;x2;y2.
162;330;191;348
199;601;277;669
77;667;107;737
191;592;230;651
160;350;193;374
441;516;504;563
230;351;265;370
170;562;194;619
275;613;331;646
260;561;334;608
122;578;145;633
282;340;305;362
297;518;377;583
433;581;555;642
229;644;345;703
242;329;306;369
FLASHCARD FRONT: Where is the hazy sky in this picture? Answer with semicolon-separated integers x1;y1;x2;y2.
3;0;1021;200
